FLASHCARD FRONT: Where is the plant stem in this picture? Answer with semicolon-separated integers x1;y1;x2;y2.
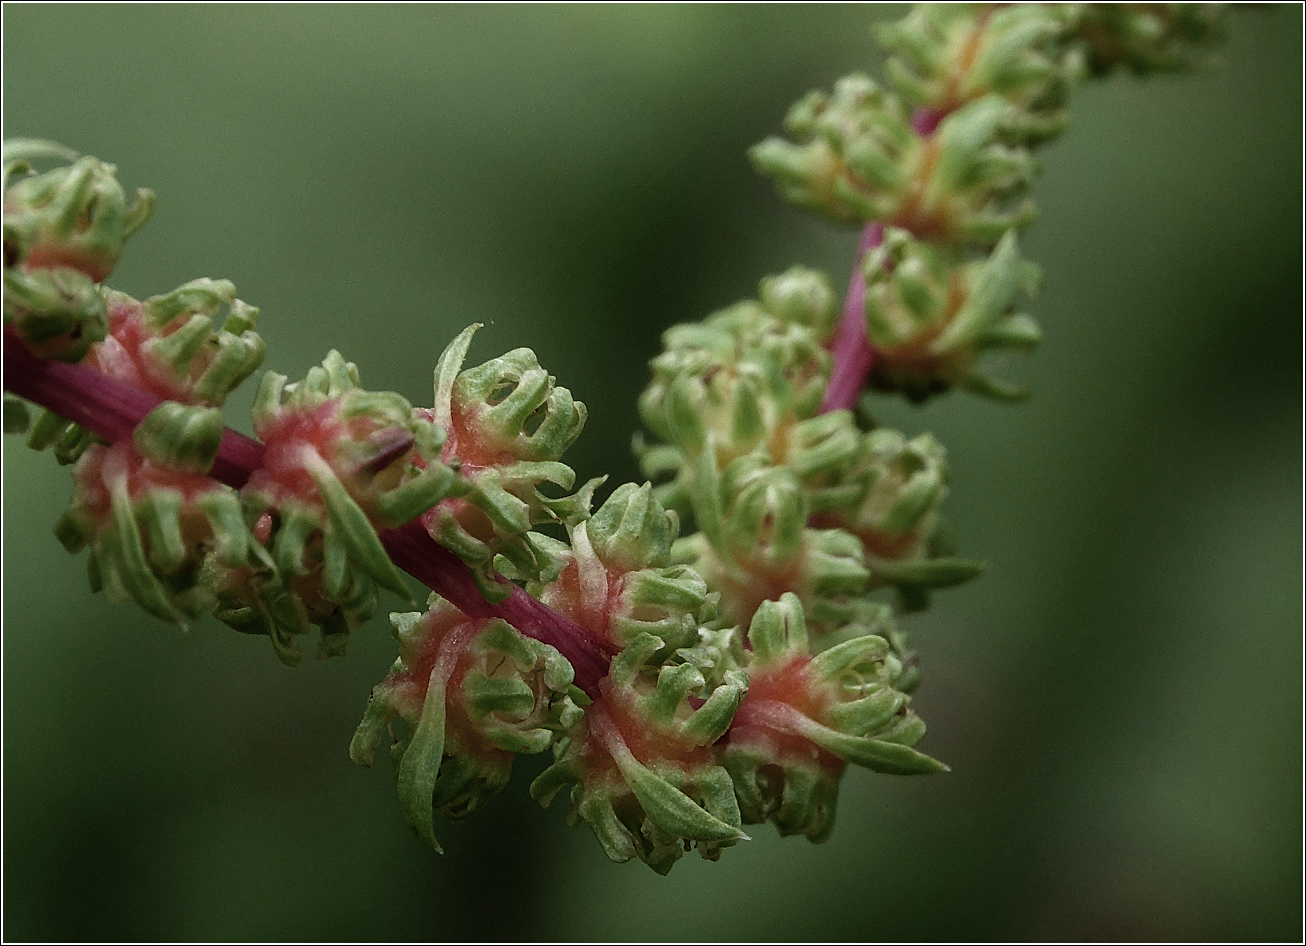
818;222;883;414
3;325;611;695
817;106;946;415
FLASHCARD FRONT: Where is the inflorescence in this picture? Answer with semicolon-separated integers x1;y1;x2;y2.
2;4;1225;873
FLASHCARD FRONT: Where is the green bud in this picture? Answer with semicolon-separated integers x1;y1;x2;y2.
425;325;591;588
722;594;942;841
922;97;1039;242
531;635;749;874
133;402;224;474
1075;3;1226;77
3;265;106;362
879;3;1085;145
237;351;457;660
3;151;154;282
752;73;1042;239
59;441;264;629
585;481;677;573
758;266;839;342
538;485;712;653
750;74;918;227
862;228;1041;403
787;410;863;490
746;593;810;667
676;454;869;633
638;298;831;520
720;742;841;843
809;428;982;607
442;325;586;463
118;279;268;407
352;599;581;851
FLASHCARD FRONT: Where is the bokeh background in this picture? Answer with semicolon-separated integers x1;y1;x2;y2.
3;5;1301;941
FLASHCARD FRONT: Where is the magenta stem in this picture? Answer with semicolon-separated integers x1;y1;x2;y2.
818;222;883;414
4;325;610;695
816;107;942;415
911;107;943;137
378;522;610;694
4;325;264;487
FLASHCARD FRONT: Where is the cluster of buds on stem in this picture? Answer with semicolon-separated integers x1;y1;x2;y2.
753;2;1228;406
3;3;1227;874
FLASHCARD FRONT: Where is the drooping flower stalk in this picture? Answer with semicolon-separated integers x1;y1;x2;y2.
3;2;1230;873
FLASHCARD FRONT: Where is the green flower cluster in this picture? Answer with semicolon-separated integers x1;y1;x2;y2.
351;597;586;851
421;323;593;600
753;2;1228;403
3;147;593;666
2;2;1229;876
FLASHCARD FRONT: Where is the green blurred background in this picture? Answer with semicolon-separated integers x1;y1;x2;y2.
3;5;1300;941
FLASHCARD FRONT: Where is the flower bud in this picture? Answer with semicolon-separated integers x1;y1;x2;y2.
879;4;1085;144
351;596;583;851
22;278;268;467
88;280;266;407
675;454;869;634
862;227;1041;403
1075;3;1226;77
752;73;1039;241
531;632;749;874
3;151;154;283
538;482;713;653
638;300;830;489
231;351;457;662
54;407;258;625
422;324;590;596
810;428;983;610
758;266;839;343
722;594;942;842
750;75;918;227
3;265;106;362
